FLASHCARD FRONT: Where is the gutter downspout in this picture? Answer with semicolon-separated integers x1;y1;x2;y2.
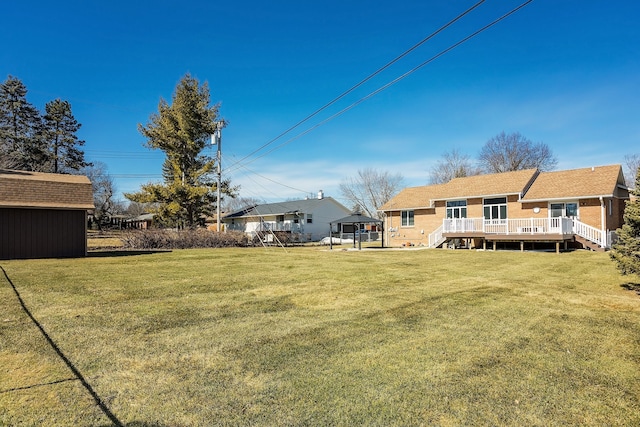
382;212;388;248
599;196;607;247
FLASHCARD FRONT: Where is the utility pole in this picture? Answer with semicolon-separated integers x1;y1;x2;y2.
212;122;223;232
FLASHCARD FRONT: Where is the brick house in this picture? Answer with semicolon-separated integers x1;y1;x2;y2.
379;164;629;252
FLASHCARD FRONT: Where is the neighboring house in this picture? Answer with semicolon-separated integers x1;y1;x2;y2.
223;192;351;242
0;169;95;259
126;213;155;229
379;164;629;252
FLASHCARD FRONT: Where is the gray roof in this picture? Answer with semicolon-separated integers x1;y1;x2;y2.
330;213;382;225
224;197;346;219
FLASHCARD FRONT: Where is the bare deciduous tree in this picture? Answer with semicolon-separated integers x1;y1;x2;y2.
429;148;481;184
125;201;151;218
339;168;404;219
623;153;640;188
83;162;119;230
478;131;557;173
224;196;265;213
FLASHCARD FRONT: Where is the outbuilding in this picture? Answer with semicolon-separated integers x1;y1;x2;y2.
0;169;94;260
329;213;383;250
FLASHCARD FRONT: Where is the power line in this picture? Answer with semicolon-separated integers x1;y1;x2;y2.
226;0;535;172
85;150;164;158
102;1;535;205
224;153;312;194
225;0;487;172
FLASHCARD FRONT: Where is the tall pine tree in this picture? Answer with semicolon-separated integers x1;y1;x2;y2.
0;75;45;170
41;98;90;173
610;166;640;276
126;74;236;228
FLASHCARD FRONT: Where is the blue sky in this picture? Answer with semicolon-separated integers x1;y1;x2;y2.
3;0;639;206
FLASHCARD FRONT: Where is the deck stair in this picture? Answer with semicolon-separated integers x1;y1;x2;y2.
571;219;607;251
428;225;446;248
574;235;605;252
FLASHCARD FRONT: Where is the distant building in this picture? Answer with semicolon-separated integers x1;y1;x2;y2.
223;191;351;242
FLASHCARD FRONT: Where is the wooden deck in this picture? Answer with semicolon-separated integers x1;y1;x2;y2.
438;217;607;252
444;232;572;242
442;232;577;253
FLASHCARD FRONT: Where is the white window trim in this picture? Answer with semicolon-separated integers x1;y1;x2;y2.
401;210;415;227
483;197;508;221
548;200;579;219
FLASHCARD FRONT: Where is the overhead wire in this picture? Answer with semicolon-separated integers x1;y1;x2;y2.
96;1;535;202
224;0;488;172
225;0;535;173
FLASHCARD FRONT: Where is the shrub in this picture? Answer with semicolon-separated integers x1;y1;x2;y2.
121;229;250;249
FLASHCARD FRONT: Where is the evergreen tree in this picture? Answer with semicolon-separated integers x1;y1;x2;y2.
41;98;90;172
610;166;640;276
125;74;236;228
0;75;45;170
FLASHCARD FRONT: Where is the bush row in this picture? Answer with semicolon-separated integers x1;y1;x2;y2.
121;229;250;249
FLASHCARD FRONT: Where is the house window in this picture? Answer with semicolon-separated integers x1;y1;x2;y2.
401;210;414;227
550;202;578;219
608;200;612;216
446;200;467;219
307;214;313;224
483;197;507;221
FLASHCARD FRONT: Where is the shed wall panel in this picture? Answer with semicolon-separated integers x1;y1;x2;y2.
0;208;87;260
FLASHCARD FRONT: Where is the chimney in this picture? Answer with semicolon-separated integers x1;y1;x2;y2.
318;190;324;200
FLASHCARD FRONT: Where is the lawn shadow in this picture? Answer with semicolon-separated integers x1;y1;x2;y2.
1;266;126;427
621;282;640;295
88;250;172;258
0;377;77;394
98;423;168;427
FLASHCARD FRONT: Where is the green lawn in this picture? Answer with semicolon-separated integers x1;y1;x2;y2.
1;247;639;426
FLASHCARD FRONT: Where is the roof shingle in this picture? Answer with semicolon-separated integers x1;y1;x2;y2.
0;169;94;209
225;197;347;218
521;164;624;201
380;169;538;211
380;165;624;211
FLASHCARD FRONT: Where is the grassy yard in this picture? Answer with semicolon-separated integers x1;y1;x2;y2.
1;247;639;426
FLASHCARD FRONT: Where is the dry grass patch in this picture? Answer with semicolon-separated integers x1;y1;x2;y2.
1;248;639;426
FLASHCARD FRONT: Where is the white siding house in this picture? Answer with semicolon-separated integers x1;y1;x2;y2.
223;193;351;242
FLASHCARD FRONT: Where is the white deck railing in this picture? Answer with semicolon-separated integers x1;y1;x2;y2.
573;219;606;247
443;217;573;236
440;217;606;248
428;225;445;248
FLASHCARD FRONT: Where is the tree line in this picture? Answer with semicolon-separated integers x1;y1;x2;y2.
428;132;558;185
340;132;559;219
340;133;639;221
0;76;90;173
